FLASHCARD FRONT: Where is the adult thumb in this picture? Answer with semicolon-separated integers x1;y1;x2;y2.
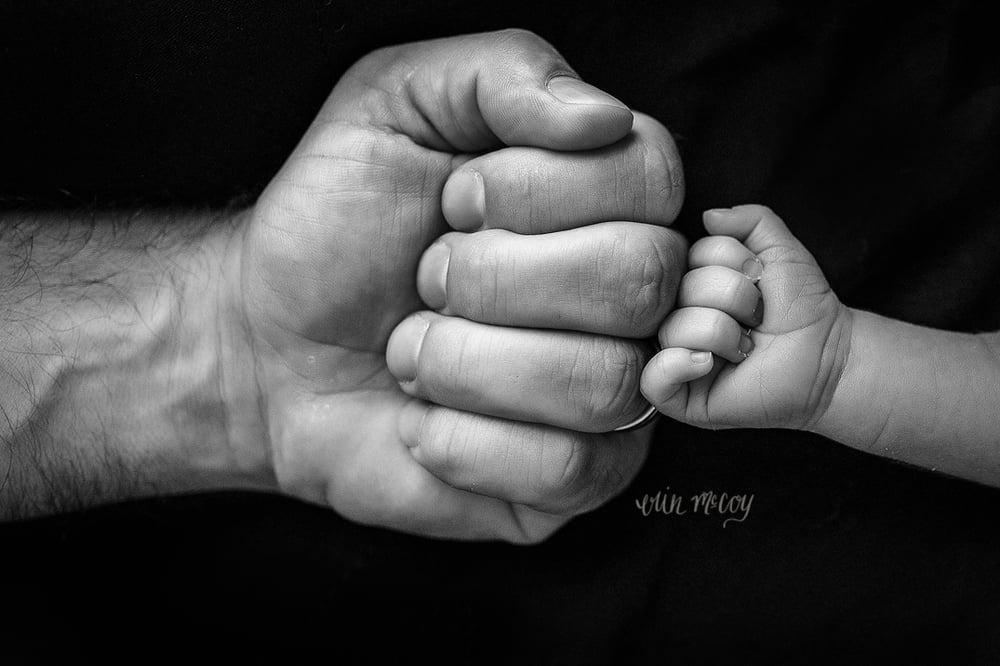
319;28;635;152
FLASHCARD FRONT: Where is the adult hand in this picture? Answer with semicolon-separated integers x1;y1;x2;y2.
235;30;686;541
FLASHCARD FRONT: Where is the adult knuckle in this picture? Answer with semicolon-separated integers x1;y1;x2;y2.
619;228;681;333
538;434;632;515
535;431;593;502
629;134;679;220
593;455;630;505
584;340;644;425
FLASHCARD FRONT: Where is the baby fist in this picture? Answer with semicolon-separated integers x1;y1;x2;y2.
641;204;853;431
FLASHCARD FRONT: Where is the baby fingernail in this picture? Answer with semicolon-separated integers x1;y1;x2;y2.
690;351;712;364
738;332;755;359
417;241;450;311
442;169;485;230
547;76;628;110
742;256;763;282
386;314;430;384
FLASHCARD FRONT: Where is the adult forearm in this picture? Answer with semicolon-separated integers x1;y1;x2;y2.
814;309;1000;486
0;208;273;519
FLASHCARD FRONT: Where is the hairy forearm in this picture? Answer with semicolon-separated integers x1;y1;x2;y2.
0;208;272;519
815;309;1000;486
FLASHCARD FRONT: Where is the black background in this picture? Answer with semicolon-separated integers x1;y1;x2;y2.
2;1;999;662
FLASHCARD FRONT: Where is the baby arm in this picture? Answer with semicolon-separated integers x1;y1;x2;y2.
641;204;1000;486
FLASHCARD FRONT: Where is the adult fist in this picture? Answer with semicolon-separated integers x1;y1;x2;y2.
232;30;685;542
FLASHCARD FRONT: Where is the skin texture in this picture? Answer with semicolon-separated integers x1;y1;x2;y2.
642;204;1000;488
641;205;848;429
236;31;686;541
0;30;688;542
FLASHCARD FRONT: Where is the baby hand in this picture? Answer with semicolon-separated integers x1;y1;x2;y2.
640;204;852;430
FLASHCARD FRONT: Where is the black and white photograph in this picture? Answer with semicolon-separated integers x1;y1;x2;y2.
1;1;998;662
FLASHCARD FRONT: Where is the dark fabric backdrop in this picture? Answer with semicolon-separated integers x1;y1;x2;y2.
1;1;999;662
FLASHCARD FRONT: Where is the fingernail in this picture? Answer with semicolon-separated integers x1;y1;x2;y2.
386;314;430;383
547;75;628;109
417;241;450;311
691;351;712;364
398;399;430;448
751;296;764;326
442;169;485;230
738;332;755;359
742;256;763;282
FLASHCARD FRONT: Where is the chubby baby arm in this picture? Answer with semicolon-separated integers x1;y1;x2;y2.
641;204;1000;487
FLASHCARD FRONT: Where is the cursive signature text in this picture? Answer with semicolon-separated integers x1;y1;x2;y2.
635;487;754;528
